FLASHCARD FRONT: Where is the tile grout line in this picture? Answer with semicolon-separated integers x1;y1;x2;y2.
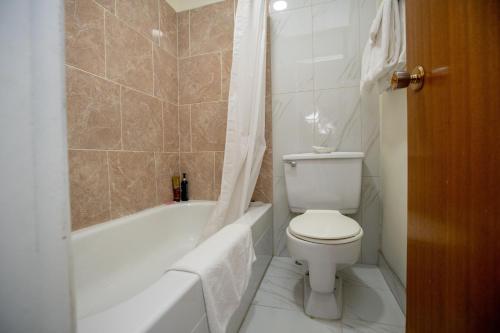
309;3;317;147
153;152;159;204
188;9;191;57
65;64;163;101
68;147;224;154
188;105;193;152
161;100;165;153
176;10;181;161
152;39;155;95
119;86;123;149
177;98;228;107
212;152;216;198
157;0;161;50
176;104;181;156
270;84;361;98
103;7;107;79
106;151;112;219
220;51;223;101
178;46;235;60
250;303;303;314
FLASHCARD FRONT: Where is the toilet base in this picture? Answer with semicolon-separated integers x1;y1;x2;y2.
304;273;343;320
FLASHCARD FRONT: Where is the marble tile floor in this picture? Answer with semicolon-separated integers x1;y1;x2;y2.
239;257;405;333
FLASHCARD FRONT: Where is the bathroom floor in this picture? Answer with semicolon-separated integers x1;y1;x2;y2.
239;257;405;333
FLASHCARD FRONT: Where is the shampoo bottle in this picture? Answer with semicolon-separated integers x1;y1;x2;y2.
181;173;189;201
172;176;181;202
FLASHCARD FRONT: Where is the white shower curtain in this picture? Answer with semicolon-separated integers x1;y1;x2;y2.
199;0;267;242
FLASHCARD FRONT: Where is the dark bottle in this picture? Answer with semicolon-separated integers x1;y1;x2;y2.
181;173;189;201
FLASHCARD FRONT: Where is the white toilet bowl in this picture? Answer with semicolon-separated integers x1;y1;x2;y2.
282;152;364;320
286;210;363;320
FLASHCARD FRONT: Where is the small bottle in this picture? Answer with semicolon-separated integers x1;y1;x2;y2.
172;176;181;202
181;173;189;201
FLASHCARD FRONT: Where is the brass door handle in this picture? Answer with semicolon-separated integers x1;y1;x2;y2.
391;66;425;91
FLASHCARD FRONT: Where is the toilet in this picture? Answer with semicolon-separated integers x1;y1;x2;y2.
283;152;364;320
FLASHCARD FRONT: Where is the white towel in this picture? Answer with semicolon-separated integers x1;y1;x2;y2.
360;0;406;94
169;223;256;333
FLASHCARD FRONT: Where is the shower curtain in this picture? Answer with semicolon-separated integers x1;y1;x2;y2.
199;0;267;242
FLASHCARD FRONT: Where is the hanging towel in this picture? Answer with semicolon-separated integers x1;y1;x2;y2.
360;0;406;94
169;223;256;333
398;0;406;66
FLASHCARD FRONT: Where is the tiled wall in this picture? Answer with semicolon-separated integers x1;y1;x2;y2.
270;0;381;264
176;0;273;203
65;0;272;231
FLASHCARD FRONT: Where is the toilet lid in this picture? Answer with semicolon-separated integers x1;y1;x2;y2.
289;210;361;240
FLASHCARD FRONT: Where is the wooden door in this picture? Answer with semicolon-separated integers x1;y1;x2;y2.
406;1;500;332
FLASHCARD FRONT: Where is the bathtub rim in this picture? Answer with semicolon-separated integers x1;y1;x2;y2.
71;200;216;240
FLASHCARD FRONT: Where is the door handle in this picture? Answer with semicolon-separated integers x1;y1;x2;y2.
391;66;425;91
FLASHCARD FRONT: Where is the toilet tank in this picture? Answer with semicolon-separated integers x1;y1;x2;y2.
283;152;363;214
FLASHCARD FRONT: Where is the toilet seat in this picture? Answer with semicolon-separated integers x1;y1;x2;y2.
289;210;363;245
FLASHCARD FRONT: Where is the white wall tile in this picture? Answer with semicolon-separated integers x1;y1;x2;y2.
360;177;381;264
359;0;380;52
311;0;339;5
270;7;314;94
312;0;360;90
270;0;380;261
361;88;380;177
272;91;315;178
269;0;312;14
273;176;293;255
314;87;362;151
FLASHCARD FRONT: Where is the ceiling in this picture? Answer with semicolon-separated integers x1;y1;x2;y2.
165;0;224;12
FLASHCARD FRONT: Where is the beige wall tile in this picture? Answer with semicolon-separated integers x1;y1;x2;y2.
265;95;272;148
115;0;158;40
66;67;121;149
95;0;115;13
163;102;180;152
68;150;110;230
180;152;214;200
121;87;163;151
66;0;273;230
179;105;192;152
105;12;153;93
221;50;232;101
155;152;180;203
153;45;178;104
189;0;234;55
191;102;227;151
177;11;190;58
179;53;221;104
214;151;224;200
65;0;105;76
159;0;178;56
266;42;272;98
252;149;273;203
108;151;156;218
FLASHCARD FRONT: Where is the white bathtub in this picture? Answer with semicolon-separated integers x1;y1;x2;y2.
72;201;273;333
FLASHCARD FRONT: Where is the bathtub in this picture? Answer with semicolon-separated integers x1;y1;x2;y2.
72;201;273;333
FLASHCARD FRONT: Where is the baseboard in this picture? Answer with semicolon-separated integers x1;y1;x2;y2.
378;251;406;314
